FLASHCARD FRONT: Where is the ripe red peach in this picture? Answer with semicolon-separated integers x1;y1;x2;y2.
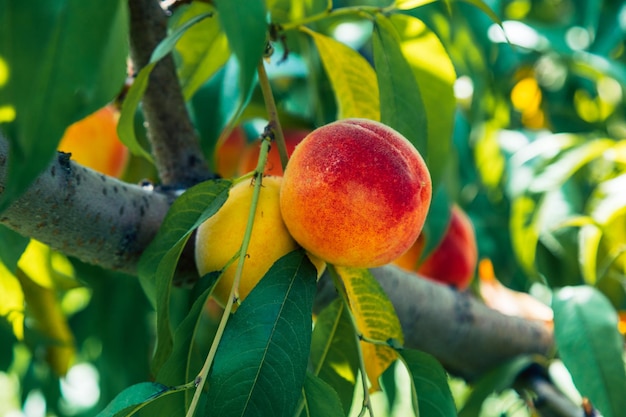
239;129;310;176
417;205;477;289
58;105;129;178
279;119;432;268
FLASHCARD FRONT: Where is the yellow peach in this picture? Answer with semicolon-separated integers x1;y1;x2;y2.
195;176;298;309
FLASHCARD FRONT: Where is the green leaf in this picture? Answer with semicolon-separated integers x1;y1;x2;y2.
214;0;266;106
309;298;358;414
529;139;614;193
0;0;128;211
552;286;626;417
137;179;231;374
204;250;317;417
157;272;220;386
400;349;456;417
389;14;456;188
373;15;428;165
299;372;345;417
334;266;404;391
117;11;213;162
302;27;380;120
171;3;230;100
0;225;29;273
458;356;535;417
95;382;174;417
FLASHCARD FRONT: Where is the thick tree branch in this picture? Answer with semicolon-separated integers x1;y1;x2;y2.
315;266;554;380
0;136;170;275
128;0;211;186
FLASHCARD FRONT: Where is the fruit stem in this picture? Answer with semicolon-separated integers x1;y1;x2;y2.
328;265;376;417
257;59;289;172
185;140;271;417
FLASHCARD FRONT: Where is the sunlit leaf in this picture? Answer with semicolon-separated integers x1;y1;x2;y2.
137;179;231;374
16;268;74;375
204;250;317;417
529;139;614;193
553;286;626;417
390;14;456;187
302;27;380;120
373;15;428;162
0;0;128;211
309;298;358;414
0;263;24;340
333;266;404;391
299;372;345;417
400;349;456;417
510;195;540;276
171;3;229;100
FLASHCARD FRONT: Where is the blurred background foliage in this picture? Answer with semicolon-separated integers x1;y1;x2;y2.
1;0;626;416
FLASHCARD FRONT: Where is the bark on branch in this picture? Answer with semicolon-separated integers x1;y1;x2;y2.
0;136;170;275
128;0;211;186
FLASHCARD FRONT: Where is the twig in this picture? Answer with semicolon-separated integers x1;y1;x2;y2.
128;0;211;187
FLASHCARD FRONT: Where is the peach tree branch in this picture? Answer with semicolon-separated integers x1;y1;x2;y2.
127;0;211;186
0;135;171;275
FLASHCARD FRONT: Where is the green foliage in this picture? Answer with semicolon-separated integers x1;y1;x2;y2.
2;0;626;416
553;286;626;417
0;0;128;211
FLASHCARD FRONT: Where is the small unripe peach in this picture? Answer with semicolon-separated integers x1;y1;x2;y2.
195;176;298;309
279;119;432;268
239;129;310;176
214;127;247;178
417;205;477;289
58;105;129;178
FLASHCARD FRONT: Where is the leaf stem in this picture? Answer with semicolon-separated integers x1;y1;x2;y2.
257;59;289;172
328;265;375;417
185;136;272;417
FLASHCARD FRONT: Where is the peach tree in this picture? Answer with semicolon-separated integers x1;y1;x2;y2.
0;0;625;416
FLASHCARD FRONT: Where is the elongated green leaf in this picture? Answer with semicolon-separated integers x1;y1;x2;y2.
137;179;231;374
529;139;614;193
299;372;345;417
117;11;213;161
0;225;29;273
204;250;317;417
458;356;535;417
553;286;626;417
95;382;174;417
0;0;128;211
157;272;220;385
334;266;404;391
214;0;266;104
390;14;456;187
309;298;358;414
373;15;428;162
400;350;456;417
302;27;380;121
171;3;229;100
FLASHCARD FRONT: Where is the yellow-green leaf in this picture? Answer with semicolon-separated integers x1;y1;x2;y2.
334;266;403;391
301;27;380;121
0;263;24;340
